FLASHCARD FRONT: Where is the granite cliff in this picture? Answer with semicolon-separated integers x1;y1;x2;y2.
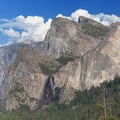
0;45;20;100
1;17;120;110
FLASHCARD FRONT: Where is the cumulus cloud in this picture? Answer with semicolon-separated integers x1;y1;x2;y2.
56;14;71;20
56;9;120;26
0;9;120;46
71;9;120;26
71;9;91;21
0;28;20;38
18;17;52;43
0;15;52;44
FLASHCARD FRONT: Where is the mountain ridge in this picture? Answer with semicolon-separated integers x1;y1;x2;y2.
0;16;120;110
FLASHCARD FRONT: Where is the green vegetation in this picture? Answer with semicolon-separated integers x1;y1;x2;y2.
9;81;26;104
56;54;75;65
39;62;60;75
82;22;108;38
0;76;120;120
9;82;25;95
39;54;76;75
70;75;120;120
9;81;36;108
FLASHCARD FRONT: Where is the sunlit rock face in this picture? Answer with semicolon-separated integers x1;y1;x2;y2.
80;23;120;90
42;17;105;58
3;17;120;111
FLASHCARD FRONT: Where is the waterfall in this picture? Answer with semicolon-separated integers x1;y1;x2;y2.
43;75;60;104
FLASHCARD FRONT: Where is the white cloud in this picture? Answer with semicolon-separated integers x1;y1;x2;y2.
0;28;20;38
0;9;120;46
56;14;71;20
71;9;120;26
56;9;120;26
0;15;52;44
71;9;91;21
19;18;52;42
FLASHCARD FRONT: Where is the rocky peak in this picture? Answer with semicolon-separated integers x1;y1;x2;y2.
79;22;120;89
42;17;108;58
79;16;109;39
3;17;120;111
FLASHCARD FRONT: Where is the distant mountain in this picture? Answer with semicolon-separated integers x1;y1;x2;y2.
18;39;36;44
1;16;120;111
0;44;20;100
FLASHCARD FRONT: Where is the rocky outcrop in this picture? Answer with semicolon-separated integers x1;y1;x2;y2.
3;44;81;110
42;17;106;57
3;17;120;111
0;42;42;101
0;45;20;100
3;46;47;110
80;23;120;89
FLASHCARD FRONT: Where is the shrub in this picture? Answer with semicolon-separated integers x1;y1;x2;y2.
82;22;108;38
39;63;60;75
56;55;75;65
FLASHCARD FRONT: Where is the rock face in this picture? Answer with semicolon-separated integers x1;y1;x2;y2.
42;17;106;57
0;42;42;101
80;23;120;89
4;45;47;110
0;45;20;100
3;17;120;110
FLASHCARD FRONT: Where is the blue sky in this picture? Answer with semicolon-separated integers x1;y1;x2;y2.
0;0;120;46
0;0;120;20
